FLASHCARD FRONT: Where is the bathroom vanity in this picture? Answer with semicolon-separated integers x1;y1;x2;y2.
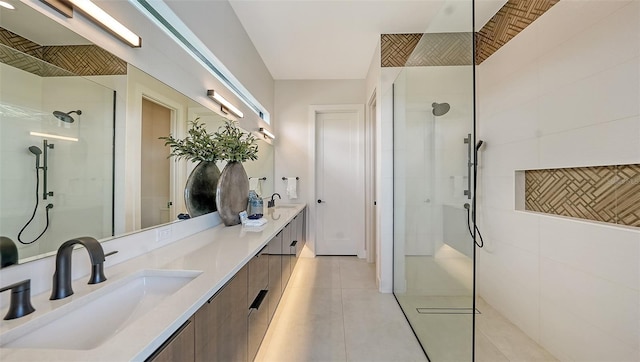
0;204;306;362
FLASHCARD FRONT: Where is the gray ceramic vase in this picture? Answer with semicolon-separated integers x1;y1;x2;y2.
184;161;221;217
216;161;249;226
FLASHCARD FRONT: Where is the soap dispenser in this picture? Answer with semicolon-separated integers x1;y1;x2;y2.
248;190;264;219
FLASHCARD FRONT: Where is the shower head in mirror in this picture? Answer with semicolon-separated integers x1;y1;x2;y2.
53;110;82;123
432;102;450;117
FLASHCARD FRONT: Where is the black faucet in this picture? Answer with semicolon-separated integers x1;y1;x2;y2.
268;193;281;208
50;237;106;300
0;279;35;320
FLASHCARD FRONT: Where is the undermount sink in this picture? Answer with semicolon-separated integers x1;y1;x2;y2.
1;269;202;350
275;204;298;209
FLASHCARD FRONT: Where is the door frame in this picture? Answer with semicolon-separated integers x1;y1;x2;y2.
308;104;365;258
128;84;184;231
366;92;377;263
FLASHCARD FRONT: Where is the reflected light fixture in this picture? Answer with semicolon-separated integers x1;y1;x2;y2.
30;131;78;142
0;1;15;10
40;0;141;47
259;128;275;140
207;90;244;118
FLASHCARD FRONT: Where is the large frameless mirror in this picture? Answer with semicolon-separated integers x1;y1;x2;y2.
0;2;274;267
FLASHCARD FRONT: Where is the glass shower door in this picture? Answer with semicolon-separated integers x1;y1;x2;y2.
391;12;476;358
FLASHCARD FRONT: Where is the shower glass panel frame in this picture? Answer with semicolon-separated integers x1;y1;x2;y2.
391;1;478;360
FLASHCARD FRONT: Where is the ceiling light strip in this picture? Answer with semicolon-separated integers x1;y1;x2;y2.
68;0;141;47
130;0;269;123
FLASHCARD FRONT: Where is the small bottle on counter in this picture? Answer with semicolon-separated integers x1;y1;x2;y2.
248;190;264;219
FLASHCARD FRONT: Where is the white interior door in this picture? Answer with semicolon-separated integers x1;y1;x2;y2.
315;108;364;256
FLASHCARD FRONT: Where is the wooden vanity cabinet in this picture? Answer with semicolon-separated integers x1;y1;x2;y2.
280;223;292;289
146;318;195;362
248;246;269;361
194;266;248;362
266;232;283;322
147;207;307;362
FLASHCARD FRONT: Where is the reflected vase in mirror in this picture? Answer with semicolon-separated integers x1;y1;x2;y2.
216;162;249;226
184;161;221;217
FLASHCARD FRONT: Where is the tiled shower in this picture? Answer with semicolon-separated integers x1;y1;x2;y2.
390;0;639;361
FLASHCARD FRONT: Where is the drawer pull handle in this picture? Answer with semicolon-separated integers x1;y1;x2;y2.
250;290;268;310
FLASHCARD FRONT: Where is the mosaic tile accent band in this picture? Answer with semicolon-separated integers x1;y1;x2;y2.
0;26;126;76
381;0;558;67
381;33;472;67
525;165;640;227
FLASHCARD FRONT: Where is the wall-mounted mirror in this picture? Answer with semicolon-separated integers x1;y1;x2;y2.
0;2;274;267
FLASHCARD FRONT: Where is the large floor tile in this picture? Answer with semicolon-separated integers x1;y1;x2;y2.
339;257;377;289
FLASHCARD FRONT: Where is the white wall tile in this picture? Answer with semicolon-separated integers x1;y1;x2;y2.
478;208;540;254
541;258;639;349
540;217;640;291
538;1;639;95
477;1;640;359
534;1;633;58
538;116;640;168
478;98;540;146
479;138;539;178
538;59;639;136
540;292;640;362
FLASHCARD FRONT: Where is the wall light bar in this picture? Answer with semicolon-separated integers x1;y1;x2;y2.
30;132;78;142
41;0;141;47
259;128;275;140
207;90;244;118
69;0;141;47
0;1;15;10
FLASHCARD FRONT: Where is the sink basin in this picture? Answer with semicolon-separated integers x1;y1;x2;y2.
1;269;202;350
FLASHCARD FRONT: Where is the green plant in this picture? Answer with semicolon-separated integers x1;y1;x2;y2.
160;118;221;163
214;119;258;163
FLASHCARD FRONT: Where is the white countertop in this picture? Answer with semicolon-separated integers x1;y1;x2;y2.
0;204;306;361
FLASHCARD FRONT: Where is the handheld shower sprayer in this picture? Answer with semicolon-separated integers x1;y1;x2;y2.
18;142;54;244
28;146;42;169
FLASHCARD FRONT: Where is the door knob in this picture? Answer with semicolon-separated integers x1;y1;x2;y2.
317;199;323;204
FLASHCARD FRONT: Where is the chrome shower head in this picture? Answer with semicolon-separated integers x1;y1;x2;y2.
432;102;450;117
53;110;82;123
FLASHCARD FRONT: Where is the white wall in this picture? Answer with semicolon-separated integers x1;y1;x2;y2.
476;1;640;360
274;80;365;256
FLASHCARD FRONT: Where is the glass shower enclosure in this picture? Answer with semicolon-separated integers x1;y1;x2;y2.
392;2;477;360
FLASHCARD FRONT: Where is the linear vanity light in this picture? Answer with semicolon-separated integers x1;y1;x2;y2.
259;128;275;140
0;1;15;10
30;132;78;142
207;90;244;118
69;0;141;47
40;0;141;47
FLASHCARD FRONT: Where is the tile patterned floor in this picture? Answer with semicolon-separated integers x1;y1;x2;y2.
255;256;427;362
256;256;557;362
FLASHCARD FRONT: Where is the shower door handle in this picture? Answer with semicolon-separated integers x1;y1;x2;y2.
464;134;472;199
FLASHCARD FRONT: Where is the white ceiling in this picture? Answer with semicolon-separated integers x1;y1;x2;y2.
227;0;507;80
1;0;507;80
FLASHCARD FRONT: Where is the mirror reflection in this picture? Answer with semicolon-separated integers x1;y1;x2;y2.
0;4;274;267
